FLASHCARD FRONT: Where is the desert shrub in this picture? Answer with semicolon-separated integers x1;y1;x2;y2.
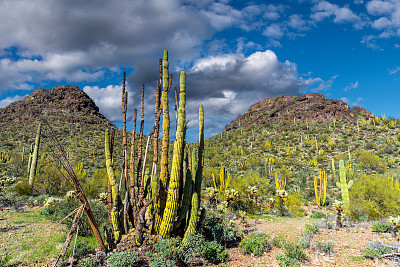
276;254;300;267
14;179;32;195
41;197;108;237
0;254;11;267
362;243;392;259
200;212;242;247
304;223;319;235
107;252;139;267
77;258;96;267
349;174;400;220
287;193;306;217
283;241;308;262
81;168;108;198
240;232;271;257
271;234;286;248
63;236;96;259
310;210;326;219
371;221;392;233
202;241;229;264
312;241;334;255
356;150;387;172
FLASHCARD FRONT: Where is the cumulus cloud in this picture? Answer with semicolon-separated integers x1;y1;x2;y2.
0;94;28;108
263;24;284;39
184;50;323;135
311;1;363;27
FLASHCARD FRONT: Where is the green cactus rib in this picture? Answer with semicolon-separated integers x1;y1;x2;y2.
182;192;199;245
337;160;353;212
177;154;193;229
27;143;33;176
159;71;186;238
28;123;41;186
194;104;204;200
105;129;123;241
154;50;170;234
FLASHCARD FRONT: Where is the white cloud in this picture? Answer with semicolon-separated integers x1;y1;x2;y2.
0;94;28;108
263;24;284;39
372;17;393;29
309;75;338;92
389;66;400;74
341;96;362;107
288;14;308;29
311;1;363;27
344;81;359;91
185;50;324;134
366;0;395;16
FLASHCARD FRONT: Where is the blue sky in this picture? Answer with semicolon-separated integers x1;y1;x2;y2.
0;0;400;140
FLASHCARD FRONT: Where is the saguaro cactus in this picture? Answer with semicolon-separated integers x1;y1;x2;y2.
28;123;41;186
336;160;353;212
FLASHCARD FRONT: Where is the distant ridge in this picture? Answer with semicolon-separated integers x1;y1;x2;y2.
223;93;372;132
0;85;111;126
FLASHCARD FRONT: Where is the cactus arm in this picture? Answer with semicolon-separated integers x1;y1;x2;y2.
194;104;204;200
28;123;41;186
182;192;199;245
275;171;280;191
159;71;186;238
338;160;351;212
314;175;320;207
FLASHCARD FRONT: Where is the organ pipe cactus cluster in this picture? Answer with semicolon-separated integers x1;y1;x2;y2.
336;160;353;212
104;50;204;246
314;169;327;207
212;164;231;198
275;170;286;191
28;123;41;186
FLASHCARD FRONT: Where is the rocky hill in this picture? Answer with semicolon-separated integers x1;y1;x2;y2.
223;93;371;132
0;85;110;126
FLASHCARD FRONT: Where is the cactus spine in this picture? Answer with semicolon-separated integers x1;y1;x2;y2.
28;123;41;186
336;160;353;212
314;169;327;207
159;71;186;238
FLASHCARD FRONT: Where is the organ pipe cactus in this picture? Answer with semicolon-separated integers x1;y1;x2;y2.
314;169;327;207
28;123;41;186
212;164;231;198
104;50;204;246
275;170;286;191
336;160;353;212
159;71;186;238
105;129;123;242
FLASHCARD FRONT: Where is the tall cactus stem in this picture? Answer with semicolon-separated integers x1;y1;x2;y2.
28;123;41;186
159;71;186;238
182;192;199;245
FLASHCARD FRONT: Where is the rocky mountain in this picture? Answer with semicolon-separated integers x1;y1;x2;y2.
0;85;111;126
223;93;372;132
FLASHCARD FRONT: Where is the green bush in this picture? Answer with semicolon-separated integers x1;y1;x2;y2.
200;212;242;247
14;179;32;195
287;193;306;217
203;241;229;264
362;244;392;259
304;223;319;235
107;252;139;267
0;254;11;267
41;197;108;237
240;232;271;257
371;221;392;233
313;241;334;255
283;241;308;262
349;174;400;220
310;210;326;219
271;235;285;248
276;254;300;267
356;150;387;172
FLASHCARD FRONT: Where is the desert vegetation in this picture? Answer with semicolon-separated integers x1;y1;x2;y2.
1;50;400;266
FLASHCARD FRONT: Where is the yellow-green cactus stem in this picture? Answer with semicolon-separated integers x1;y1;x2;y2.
159;71;186;238
28;123;41;186
194;104;204;200
336;160;353;212
154;50;170;234
105;129;123;241
182;192;199;245
177;155;193;229
314;169;327;207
